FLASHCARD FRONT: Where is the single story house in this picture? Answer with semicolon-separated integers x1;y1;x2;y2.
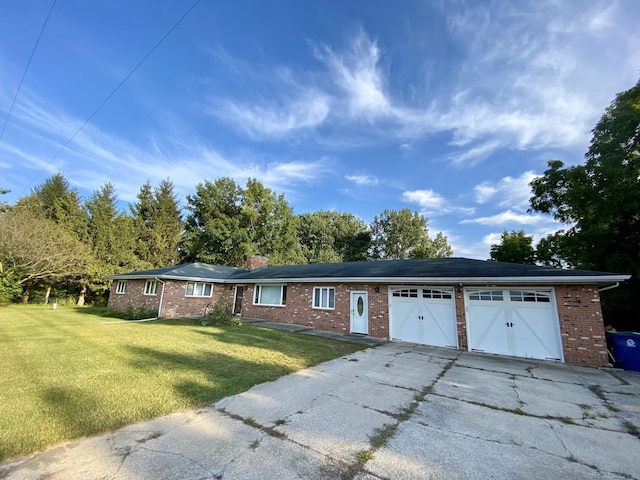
106;256;630;367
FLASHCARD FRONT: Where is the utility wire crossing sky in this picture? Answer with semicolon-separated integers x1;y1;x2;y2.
1;0;639;258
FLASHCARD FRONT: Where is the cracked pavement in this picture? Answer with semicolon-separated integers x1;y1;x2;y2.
1;343;639;479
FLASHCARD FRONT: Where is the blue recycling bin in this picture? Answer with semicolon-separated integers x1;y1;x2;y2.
607;332;640;372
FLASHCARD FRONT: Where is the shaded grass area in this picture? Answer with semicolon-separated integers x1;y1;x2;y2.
0;305;365;461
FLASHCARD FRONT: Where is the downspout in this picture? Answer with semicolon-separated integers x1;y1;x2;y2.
598;282;620;293
156;277;166;318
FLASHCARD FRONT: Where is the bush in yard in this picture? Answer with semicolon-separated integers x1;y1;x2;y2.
0;272;21;305
109;304;158;320
201;296;242;327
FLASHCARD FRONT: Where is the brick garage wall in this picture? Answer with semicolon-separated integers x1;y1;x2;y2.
555;284;608;367
108;279;230;318
241;283;390;339
107;280;160;314
454;288;468;350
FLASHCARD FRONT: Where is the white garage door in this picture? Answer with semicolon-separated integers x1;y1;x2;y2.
465;289;563;361
390;287;458;348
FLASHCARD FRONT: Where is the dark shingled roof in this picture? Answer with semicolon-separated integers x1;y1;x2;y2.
106;258;629;284
105;262;242;280
228;257;627;281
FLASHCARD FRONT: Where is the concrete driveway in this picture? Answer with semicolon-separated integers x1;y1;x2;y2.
2;343;639;479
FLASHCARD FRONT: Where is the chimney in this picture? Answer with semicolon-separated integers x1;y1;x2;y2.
246;255;269;270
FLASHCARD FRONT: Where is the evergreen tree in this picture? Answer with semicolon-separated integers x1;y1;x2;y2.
130;179;182;267
83;183;141;304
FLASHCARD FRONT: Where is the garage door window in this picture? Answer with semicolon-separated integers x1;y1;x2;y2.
468;290;503;301
422;289;452;299
392;288;418;298
509;290;551;302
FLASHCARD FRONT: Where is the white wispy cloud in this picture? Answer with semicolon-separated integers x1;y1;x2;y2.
403;189;475;216
216;91;331;140
473;171;539;210
438;0;640;159
313;28;391;120
0;87;329;203
460;210;550;226
207;5;640;165
345;173;379;186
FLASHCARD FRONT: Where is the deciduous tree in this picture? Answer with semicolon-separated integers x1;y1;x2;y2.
181;178;304;266
489;230;536;264
0;210;89;302
530;77;640;329
370;209;452;259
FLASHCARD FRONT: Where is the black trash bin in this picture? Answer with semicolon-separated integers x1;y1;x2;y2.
607;332;640;372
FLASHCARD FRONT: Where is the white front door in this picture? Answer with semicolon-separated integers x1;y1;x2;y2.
350;291;369;334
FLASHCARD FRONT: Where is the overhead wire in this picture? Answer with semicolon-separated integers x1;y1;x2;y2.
0;0;57;142
18;0;203;197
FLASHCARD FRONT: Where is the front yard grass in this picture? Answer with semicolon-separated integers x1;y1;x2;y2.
0;305;365;462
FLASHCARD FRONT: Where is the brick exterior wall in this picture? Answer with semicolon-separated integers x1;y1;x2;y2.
241;283;389;338
109;278;609;367
107;279;231;318
554;285;608;367
108;280;161;314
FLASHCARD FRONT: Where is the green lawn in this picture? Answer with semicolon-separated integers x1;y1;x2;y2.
0;305;365;462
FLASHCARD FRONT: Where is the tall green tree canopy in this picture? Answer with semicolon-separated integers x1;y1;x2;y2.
297;211;371;263
181;178;303;266
19;173;87;238
530;77;640;329
83;183;142;300
130;179;182;268
370;208;452;259
490;230;536;264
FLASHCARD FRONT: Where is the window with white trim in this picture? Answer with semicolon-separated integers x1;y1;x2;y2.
185;282;213;297
313;287;335;309
144;280;158;296
253;285;287;306
115;281;126;294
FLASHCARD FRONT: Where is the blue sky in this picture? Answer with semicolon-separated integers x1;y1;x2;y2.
1;1;639;259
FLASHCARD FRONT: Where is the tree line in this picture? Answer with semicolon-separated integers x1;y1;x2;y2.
0;175;452;305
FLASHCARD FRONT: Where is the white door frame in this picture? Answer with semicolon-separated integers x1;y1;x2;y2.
350;290;369;334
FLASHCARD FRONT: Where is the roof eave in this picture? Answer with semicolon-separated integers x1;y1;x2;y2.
225;275;631;284
105;274;230;282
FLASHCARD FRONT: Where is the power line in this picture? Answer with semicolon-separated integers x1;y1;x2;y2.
19;0;203;197
0;0;57;142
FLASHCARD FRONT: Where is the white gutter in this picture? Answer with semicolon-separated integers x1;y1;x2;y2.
598;282;620;292
156;277;166;318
